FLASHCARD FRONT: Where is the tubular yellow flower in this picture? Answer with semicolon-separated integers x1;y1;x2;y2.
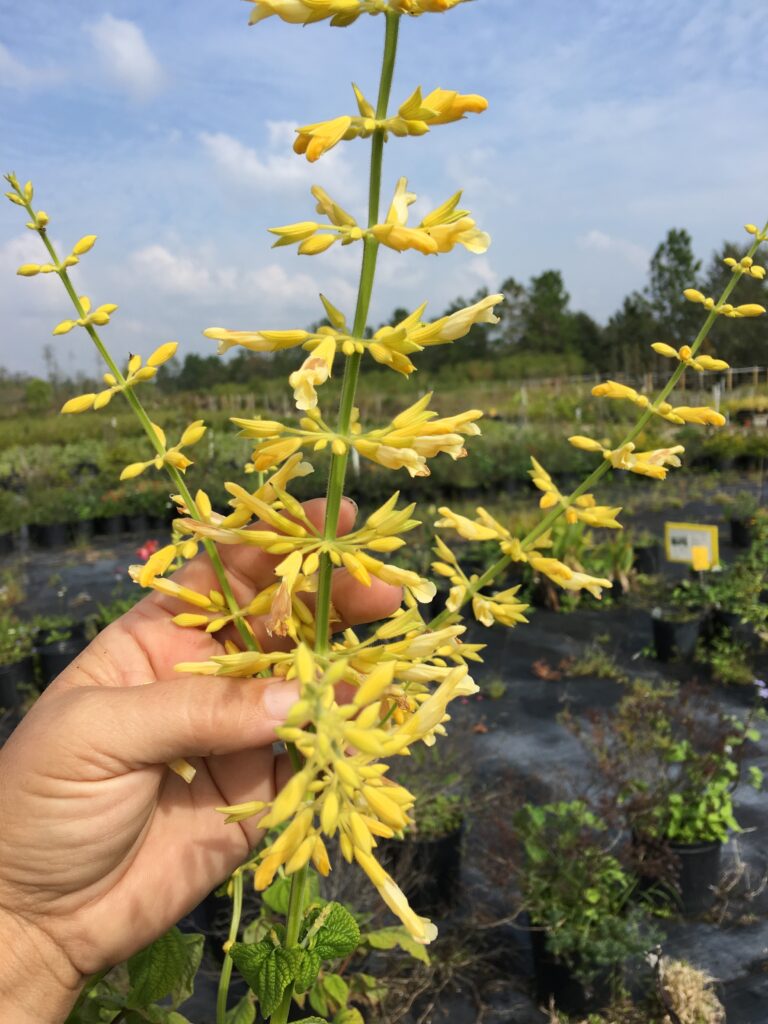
669;406;726;427
288;335;337;410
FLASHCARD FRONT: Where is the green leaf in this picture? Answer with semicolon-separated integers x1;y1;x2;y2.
126;929;204;1010
262;876;293;916
308;903;361;959
291;1018;328;1023
334;1010;364;1024
363;926;430;965
225;994;256;1024
309;984;330;1018
322;973;349;1008
230;940;302;1018
749;766;764;790
584;888;601;905
746;728;761;742
295;950;322;994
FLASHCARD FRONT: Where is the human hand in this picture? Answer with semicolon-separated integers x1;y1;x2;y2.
0;497;401;1023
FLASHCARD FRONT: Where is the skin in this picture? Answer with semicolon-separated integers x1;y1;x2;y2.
0;497;402;1023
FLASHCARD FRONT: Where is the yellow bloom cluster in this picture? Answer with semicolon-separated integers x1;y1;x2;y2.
294;85;487;161
246;0;470;27
683;288;765;319
61;343;178;413
120;420;207;480
528;457;622;528
569;435;685;481
216;645;476;942
205;292;504;380
431;536;530;627
271;179;490;256
723;254;766;280
434;505;613;604
53;295;118;336
230;393;482;478
591;379;727;427
651;342;729;373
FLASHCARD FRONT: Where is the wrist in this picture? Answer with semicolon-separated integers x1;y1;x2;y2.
0;905;83;1024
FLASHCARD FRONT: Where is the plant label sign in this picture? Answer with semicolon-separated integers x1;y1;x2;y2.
664;522;719;568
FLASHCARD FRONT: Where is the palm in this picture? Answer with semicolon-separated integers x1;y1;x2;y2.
0;499;401;973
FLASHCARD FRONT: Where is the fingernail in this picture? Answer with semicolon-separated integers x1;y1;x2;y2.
264;680;301;720
343;496;358;515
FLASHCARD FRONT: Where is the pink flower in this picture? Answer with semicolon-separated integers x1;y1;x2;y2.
136;538;160;562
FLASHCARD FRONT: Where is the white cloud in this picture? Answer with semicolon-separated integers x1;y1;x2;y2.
0;233;73;312
580;230;650;272
0;41;63;90
199;124;356;195
131;245;214;296
129;243;346;309
86;15;164;100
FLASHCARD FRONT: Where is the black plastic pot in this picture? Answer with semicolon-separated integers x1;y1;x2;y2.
380;826;463;916
38;638;87;687
94;515;124;537
124;513;150;535
712;608;742;633
730;518;754;549
70;519;95;543
0;532;15;557
633;543;663;575
0;656;36;714
670;840;722;915
29;522;70;548
652;614;702;662
529;923;614;1015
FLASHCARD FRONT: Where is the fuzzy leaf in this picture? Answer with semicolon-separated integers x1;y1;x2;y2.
322;973;349;1007
127;929;204;1010
294;950;321;993
224;995;256;1024
230;941;301;1018
307;902;360;960
363;925;430;964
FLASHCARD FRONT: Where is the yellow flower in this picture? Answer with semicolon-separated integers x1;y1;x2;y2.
591;380;649;408
246;0;364;26
651;342;729;372
53;295;118;335
604;442;685;480
288;334;337;410
203;326;310;356
472;588;529;628
667;406;726;427
120;420;206;480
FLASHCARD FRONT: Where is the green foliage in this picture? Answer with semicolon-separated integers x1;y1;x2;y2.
362;925;431;964
0;612;34;666
230;941;306;1018
569;680;763;845
66;927;203;1024
514;801;656;984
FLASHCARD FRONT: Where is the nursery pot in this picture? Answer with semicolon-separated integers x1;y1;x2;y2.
633;543;663;576
379;826;463;916
70;519;95;543
94;515;125;537
529;922;613;1016
712;608;742;634
0;532;14;557
29;522;70;548
652;613;702;662
38;638;87;688
670;840;722;916
0;656;36;714
124;513;150;535
730;518;754;550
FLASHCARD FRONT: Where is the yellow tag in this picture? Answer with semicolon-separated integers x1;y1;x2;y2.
691;545;711;571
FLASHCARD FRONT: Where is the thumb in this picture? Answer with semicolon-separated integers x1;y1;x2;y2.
47;675;300;773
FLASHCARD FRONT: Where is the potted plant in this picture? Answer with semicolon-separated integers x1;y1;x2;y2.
0;613;36;718
32;613;88;687
721;491;760;549
650;579;708;662
514;800;657;1016
567;680;764;916
27;486;73;548
94;486;127;536
632;529;663;576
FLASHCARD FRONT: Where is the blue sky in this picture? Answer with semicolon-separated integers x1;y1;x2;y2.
1;0;767;376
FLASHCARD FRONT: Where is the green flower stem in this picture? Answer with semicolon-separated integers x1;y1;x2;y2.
268;15;402;1024
314;11;401;657
429;228;768;629
270;865;310;1024
20;204;257;653
215;868;245;1024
